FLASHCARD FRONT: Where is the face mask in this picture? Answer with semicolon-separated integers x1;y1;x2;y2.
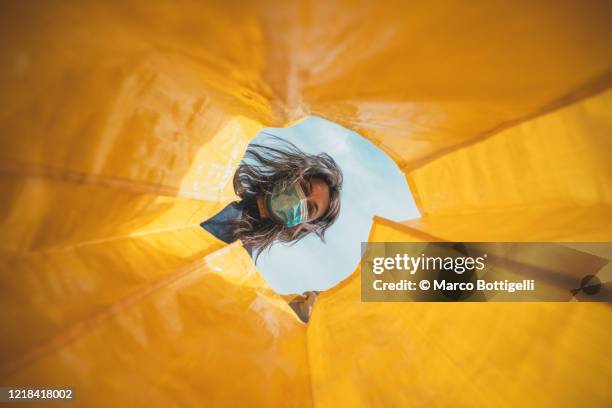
264;183;309;227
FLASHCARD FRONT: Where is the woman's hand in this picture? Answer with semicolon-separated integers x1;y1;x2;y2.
288;291;321;323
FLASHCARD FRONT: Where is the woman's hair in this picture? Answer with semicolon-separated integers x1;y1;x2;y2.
232;135;343;260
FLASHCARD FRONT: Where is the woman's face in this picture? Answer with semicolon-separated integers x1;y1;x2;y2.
304;177;330;221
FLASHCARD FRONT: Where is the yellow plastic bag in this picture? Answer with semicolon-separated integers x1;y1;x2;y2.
1;1;611;406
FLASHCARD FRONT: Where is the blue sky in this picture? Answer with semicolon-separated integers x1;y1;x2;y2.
250;116;420;294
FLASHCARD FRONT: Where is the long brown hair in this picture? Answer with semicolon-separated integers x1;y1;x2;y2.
232;135;343;260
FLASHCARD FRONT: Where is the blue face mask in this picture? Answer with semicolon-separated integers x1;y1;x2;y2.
264;183;309;227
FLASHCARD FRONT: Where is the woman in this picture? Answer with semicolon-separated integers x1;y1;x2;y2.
201;136;343;261
200;137;343;323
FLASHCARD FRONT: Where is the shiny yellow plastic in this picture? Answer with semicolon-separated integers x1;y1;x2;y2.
1;1;611;407
310;217;612;407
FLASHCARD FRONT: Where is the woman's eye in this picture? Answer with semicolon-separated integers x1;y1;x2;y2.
300;179;312;195
307;202;315;217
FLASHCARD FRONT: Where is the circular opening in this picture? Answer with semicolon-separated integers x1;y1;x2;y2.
248;116;420;294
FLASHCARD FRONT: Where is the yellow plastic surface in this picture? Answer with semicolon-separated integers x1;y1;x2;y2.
1;1;611;406
309;217;612;407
